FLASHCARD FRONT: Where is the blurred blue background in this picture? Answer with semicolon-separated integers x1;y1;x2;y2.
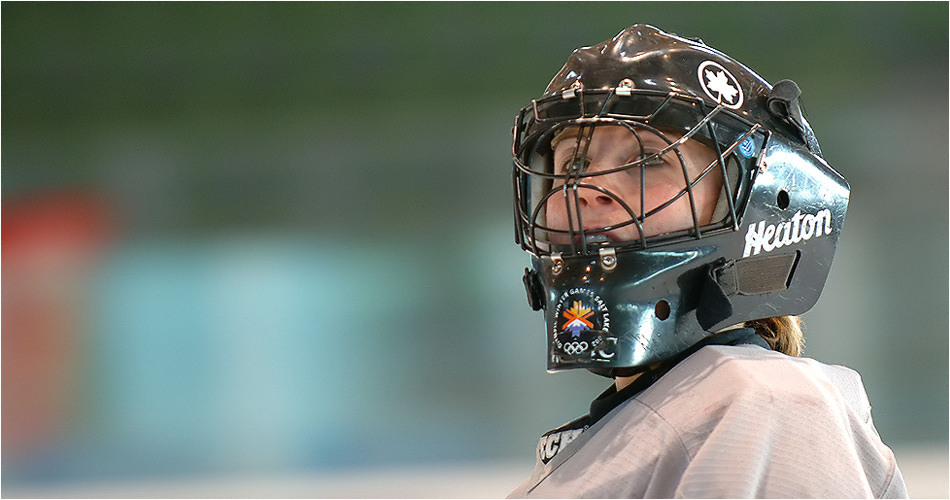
2;2;947;497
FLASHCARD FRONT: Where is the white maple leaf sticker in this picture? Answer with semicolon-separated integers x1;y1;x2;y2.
704;68;739;104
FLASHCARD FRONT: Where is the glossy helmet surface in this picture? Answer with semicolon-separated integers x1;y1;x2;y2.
512;25;849;375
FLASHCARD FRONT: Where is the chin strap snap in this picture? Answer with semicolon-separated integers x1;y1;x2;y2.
767;79;822;157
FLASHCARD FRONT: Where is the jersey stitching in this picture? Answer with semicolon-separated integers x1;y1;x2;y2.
627;397;694;461
874;455;899;498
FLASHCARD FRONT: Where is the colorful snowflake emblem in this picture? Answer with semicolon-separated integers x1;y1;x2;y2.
561;300;594;337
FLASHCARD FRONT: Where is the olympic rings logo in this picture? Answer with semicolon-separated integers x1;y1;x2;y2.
561;341;589;355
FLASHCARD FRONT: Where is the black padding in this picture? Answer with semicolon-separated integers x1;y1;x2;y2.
767;79;803;119
523;268;545;311
698;252;800;330
696;259;734;331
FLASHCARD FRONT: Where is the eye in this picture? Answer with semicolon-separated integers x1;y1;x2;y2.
558;156;590;174
638;151;667;167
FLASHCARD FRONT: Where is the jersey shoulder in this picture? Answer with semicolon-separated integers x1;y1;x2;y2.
620;344;901;498
637;343;873;429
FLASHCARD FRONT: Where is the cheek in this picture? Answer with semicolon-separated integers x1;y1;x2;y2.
659;175;720;225
544;202;561;222
638;170;682;209
639;174;711;227
647;186;686;216
543;192;569;223
694;170;724;222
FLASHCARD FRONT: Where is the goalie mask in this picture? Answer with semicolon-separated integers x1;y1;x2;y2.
512;25;849;375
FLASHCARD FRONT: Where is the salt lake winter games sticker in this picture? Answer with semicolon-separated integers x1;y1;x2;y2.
552;288;616;363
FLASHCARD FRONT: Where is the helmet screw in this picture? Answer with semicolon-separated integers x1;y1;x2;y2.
617;78;634;96
599;248;618;271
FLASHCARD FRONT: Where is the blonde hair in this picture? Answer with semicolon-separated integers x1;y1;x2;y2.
746;315;804;357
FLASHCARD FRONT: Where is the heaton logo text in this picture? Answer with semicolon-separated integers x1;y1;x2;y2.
743;209;833;258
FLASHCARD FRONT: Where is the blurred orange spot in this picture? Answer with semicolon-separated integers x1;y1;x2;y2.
2;189;117;456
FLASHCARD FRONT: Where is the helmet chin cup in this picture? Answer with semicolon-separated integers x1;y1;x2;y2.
513;25;850;373
536;246;716;371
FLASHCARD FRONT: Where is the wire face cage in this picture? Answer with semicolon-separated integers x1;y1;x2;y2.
512;88;767;259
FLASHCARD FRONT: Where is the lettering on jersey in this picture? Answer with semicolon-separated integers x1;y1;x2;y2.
743;209;833;258
537;426;587;464
551;288;616;363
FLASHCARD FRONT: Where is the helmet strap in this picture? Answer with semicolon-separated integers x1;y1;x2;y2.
767;79;823;157
696;253;801;331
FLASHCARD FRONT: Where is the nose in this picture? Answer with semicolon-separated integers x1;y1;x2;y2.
566;169;642;230
577;192;615;208
575;161;635;212
564;181;636;232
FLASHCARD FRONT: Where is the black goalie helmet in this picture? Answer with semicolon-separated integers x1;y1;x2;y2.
512;25;849;375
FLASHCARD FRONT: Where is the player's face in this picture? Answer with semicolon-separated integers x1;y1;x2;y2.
546;125;721;243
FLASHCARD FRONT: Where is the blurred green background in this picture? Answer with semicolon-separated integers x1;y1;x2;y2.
3;2;947;497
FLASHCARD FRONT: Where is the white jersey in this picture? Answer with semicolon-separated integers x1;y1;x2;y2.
509;343;907;498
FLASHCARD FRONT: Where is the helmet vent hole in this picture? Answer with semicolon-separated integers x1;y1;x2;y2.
655;300;670;321
777;190;790;210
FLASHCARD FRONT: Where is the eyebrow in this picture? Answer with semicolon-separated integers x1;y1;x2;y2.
550;128;581;151
552;130;673;156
